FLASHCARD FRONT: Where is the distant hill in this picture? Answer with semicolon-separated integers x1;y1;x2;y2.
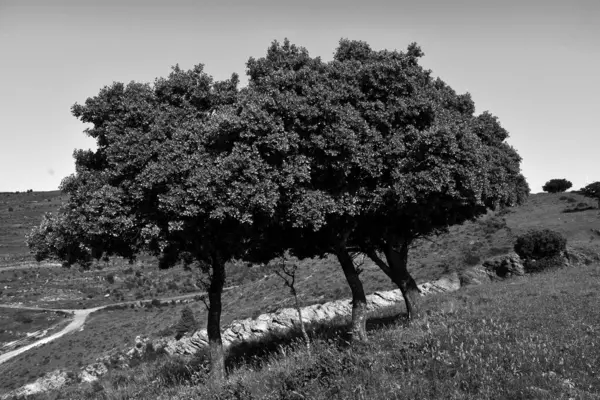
0;191;64;262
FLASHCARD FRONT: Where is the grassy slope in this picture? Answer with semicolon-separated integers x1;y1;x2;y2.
0;191;63;263
36;261;600;399
0;309;70;351
0;191;599;396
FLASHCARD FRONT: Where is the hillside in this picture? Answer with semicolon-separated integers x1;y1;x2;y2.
0;191;599;397
0;191;63;265
35;262;600;399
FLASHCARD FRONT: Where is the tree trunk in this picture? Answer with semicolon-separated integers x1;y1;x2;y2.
207;261;226;381
383;237;422;321
292;289;311;352
335;245;368;342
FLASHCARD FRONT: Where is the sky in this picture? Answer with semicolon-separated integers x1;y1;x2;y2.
0;0;598;193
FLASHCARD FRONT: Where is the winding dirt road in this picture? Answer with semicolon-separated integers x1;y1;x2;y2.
0;306;103;365
0;287;241;365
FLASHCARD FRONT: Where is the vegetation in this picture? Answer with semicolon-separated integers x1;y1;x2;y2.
580;181;600;208
174;306;199;340
542;178;573;193
514;229;567;272
25;263;600;400
1;192;599;396
27;38;526;377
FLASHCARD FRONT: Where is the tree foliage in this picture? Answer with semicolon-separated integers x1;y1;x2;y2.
28;38;528;364
580;181;600;208
28;65;278;379
542;178;572;193
229;39;528;325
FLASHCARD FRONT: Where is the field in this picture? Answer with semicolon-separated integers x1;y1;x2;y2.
0;190;599;398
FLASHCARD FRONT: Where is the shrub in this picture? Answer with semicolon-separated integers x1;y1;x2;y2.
514;229;566;260
8;207;13;212
105;273;115;284
542;178;572;193
562;202;595;213
514;229;567;272
174;306;198;339
580;181;600;208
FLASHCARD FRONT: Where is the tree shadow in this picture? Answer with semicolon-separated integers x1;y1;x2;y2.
224;309;407;372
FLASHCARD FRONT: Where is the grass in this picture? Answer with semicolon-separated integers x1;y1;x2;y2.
27;262;600;399
0;191;63;261
0;309;70;352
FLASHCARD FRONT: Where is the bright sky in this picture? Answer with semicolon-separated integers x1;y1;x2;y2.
1;0;598;193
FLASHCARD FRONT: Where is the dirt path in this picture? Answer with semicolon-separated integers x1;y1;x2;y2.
0;287;241;365
0;262;61;271
0;307;102;365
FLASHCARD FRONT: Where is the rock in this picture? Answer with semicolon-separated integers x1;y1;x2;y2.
250;319;270;334
565;246;600;266
459;265;494;286
135;335;150;350
483;253;525;278
2;370;70;399
79;362;108;383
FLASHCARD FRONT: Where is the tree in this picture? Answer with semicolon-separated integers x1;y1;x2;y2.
215;39;527;337
580;181;600;208
27;66;279;380
274;258;310;351
543;178;572;193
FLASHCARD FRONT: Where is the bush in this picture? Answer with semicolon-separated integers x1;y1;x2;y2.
105;273;115;284
542;179;572;193
580;181;600;208
514;229;567;272
8;207;13;212
174;306;198;339
562;202;595;213
514;229;566;260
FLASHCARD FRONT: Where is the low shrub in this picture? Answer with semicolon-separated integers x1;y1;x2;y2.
514;229;567;273
105;273;115;284
562;202;595;213
174;306;199;339
514;229;566;260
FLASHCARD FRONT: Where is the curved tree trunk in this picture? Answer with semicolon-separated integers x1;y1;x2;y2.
335;245;368;342
383;237;422;321
207;261;226;381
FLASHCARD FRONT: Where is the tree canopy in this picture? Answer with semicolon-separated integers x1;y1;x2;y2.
218;39;528;329
28;38;528;374
542;178;573;193
580;181;600;208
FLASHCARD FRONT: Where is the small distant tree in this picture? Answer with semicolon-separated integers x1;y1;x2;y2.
175;306;199;339
274;258;310;351
580;181;600;208
542;179;572;193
